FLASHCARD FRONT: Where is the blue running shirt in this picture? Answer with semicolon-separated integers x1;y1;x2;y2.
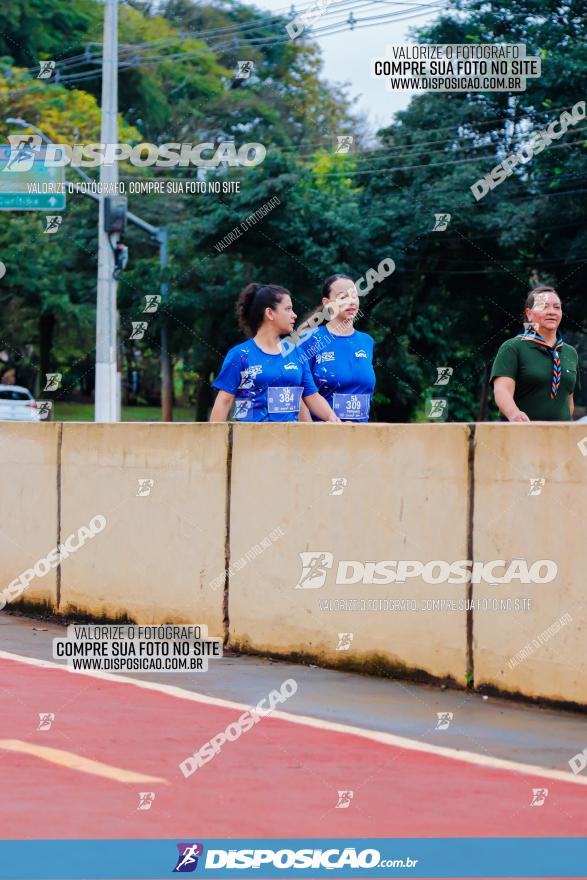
213;337;318;422
300;326;376;421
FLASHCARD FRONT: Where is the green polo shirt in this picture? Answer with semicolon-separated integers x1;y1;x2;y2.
490;337;580;421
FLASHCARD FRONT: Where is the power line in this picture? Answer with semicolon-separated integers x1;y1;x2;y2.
269;0;443;15
272;101;585;154
18;0;445;76
290;126;587;169
308;132;587;176
396;263;587;274
3;6;441;94
125;0;439;48
371;185;587;206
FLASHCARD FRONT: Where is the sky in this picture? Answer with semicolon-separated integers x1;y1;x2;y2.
250;0;443;135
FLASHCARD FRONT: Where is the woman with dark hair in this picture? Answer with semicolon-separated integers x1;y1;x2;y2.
299;274;376;422
491;286;580;422
210;283;340;422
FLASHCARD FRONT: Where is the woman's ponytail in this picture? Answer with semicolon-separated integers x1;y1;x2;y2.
236;283;290;336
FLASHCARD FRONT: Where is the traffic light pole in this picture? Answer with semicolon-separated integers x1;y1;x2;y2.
95;0;119;423
52;176;173;422
74;187;173;421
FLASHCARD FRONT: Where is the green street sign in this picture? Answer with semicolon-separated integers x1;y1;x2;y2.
0;144;66;211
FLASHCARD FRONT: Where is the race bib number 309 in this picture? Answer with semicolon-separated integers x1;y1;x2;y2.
333;393;370;420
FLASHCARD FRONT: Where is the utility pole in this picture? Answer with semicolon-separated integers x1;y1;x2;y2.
95;0;120;422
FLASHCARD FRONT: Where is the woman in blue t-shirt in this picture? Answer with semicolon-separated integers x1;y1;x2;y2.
210;283;340;423
300;274;376;422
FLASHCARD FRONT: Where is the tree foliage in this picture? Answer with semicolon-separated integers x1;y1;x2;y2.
0;0;584;419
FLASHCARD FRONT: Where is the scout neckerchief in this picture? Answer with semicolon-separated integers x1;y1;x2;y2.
516;329;564;398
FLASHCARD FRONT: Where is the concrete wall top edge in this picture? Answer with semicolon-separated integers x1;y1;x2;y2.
2;421;583;432
0;422;59;464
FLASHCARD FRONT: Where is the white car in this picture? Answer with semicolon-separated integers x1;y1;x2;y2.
0;385;41;421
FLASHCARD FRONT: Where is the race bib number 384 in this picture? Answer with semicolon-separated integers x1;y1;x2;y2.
267;386;303;414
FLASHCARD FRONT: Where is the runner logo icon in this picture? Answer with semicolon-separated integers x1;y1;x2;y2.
295;552;334;589
173;843;204;872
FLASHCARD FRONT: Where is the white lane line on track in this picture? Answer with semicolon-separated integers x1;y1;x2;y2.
1;649;585;787
0;739;168;783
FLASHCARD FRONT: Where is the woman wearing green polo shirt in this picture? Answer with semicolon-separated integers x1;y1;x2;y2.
491;287;580;422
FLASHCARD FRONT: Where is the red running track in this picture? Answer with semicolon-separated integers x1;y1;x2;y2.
1;654;586;856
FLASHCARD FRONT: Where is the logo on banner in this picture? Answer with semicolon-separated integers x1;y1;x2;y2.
530;787;548;807
143;294;161;313
37;712;55;731
44;215;62;234
129;321;148;340
44;373;62;391
432;213;451;231
235;60;255;79
295;552;334;589
4;135;41;172
173;843;204;872
137;792;156;810
427;398;447;418
435;711;453;730
335;135;354;154
330;477;347;496
37;400;53;420
37;60;56;79
336;632;354;651
434;366;453;385
335;790;354;809
528;477;546;496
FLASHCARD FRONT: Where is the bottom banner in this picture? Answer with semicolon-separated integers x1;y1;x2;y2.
0;838;586;879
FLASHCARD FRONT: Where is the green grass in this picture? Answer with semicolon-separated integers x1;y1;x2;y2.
53;402;196;422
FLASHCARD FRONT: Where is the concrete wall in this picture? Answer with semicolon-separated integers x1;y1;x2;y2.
228;424;470;685
472;423;587;705
1;420;587;706
0;423;59;610
58;423;227;636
